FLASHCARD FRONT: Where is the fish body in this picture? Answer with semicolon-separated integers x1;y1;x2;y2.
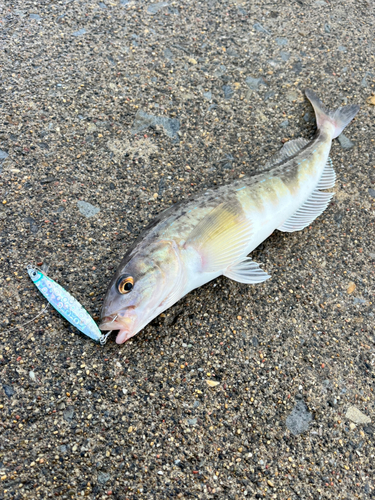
100;90;359;344
27;266;108;344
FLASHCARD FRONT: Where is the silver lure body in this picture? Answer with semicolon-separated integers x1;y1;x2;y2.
27;266;109;344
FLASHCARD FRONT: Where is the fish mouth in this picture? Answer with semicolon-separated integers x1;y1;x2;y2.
99;316;124;331
99;315;137;344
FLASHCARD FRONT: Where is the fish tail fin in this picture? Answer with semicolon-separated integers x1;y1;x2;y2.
305;89;359;139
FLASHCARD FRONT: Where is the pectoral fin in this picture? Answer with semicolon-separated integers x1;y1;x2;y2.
224;257;270;284
185;201;253;272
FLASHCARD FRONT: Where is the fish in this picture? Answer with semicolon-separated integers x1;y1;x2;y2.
27;266;110;345
100;89;359;344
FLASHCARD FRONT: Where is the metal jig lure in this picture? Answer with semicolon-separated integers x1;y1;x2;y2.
27;265;111;345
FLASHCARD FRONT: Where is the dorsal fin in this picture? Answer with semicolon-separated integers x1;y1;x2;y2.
317;157;336;189
264;138;310;169
278;190;333;232
277;156;336;233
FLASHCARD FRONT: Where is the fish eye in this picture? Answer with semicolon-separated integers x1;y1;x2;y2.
117;275;134;294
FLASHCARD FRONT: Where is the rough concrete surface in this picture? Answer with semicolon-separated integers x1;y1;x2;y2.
0;0;374;499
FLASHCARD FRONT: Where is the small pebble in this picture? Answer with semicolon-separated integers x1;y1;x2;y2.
338;134;355;149
147;2;169;15
245;76;267;91
346;406;371;424
347;282;356;294
77;200;100;218
253;22;271;35
286;398;312;436
73;28;86;36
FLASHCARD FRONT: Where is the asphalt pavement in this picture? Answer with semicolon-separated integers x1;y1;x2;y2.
0;0;374;499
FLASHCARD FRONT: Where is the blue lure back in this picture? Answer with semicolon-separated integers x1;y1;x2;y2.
27;266;110;345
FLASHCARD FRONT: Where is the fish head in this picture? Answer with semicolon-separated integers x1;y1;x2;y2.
27;267;43;282
99;240;183;344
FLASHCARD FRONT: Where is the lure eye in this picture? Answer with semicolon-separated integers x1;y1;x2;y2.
117;275;134;294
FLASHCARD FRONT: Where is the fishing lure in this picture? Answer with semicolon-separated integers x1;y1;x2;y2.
27;265;110;345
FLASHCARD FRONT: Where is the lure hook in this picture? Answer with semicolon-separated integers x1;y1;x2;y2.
100;331;112;346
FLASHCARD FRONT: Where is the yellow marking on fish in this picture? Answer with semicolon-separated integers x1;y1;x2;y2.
185;201;253;272
296;141;330;186
236;177;290;215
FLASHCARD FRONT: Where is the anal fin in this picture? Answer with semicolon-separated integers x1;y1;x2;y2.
224;257;270;284
278;189;334;232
